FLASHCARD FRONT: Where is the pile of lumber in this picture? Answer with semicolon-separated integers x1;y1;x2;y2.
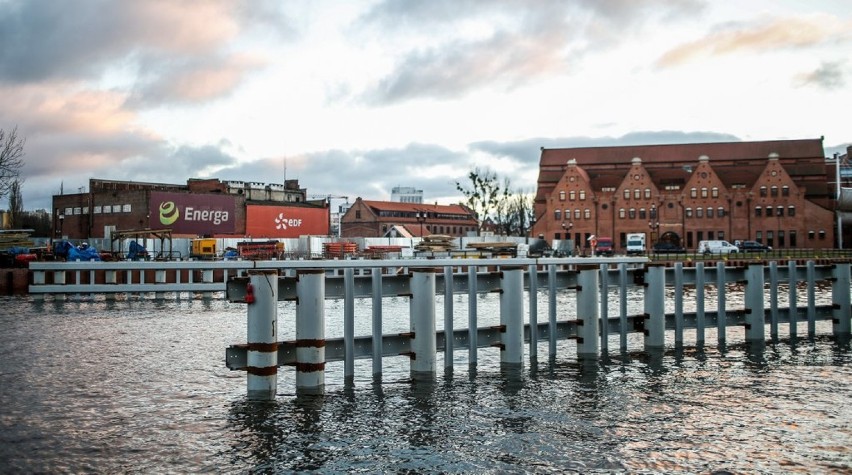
415;234;456;252
0;230;35;252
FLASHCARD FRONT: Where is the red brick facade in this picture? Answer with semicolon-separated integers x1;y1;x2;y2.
532;139;835;252
341;199;477;238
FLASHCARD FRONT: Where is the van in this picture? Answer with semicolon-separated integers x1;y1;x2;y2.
626;233;646;255
595;236;614;256
698;240;738;255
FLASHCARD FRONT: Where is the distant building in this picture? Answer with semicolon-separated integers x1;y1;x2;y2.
340;198;477;237
532;138;836;251
390;186;423;204
52;178;329;240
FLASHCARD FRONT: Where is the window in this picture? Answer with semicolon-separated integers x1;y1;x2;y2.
619;208;626;219
756;231;763;242
696;208;703;218
782;186;790;197
711;187;719;198
579;190;586;201
755;206;762;217
82;207;89;214
790;231;797;247
685;207;693;218
94;206;102;214
355;210;361;219
690;188;697;198
639;208;646;219
770;186;778;197
624;189;630;199
634;189;641;199
574;209;581;219
819;230;826;240
701;187;708;198
718;207;725;217
584;209;591;219
554;209;561;220
629;208;636;219
778;231;785;248
123;204;131;212
102;206;111;214
760;186;767;197
559;191;565;201
718;231;725;240
788;206;795;217
765;207;773;217
650;207;657;219
569;191;576;201
707;207;714;218
808;230;815;239
644;188;651;199
767;231;774;248
776;206;784;217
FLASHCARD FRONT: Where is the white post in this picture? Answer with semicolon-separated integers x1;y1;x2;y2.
296;269;326;394
410;268;437;379
576;265;600;357
500;266;524;365
643;264;665;349
744;262;765;343
832;263;851;335
246;270;278;400
32;271;45;301
53;270;66;301
105;269;117;301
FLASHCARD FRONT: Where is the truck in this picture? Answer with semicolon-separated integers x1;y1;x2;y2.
626;233;646;255
594;236;614;256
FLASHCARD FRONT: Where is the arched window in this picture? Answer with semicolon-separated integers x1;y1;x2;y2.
574;209;581;219
755;206;762;217
644;188;651;199
559;191;565;201
760;186;767;197
619;208;626;219
685;207;693;218
765;207;773;217
788;206;795;217
782;186;790;197
569;190;576;201
696;208;704;218
623;189;630;200
706;207;714;218
777;206;784;217
579;190;586;200
554;209;561;220
584;208;591;219
770;186;778;197
718;207;725;217
633;189;641;199
629;208;636;219
711;187;719;198
701;187;708;198
639;208;646;219
690;188;697;198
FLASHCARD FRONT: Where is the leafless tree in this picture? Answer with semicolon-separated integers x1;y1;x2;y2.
1;126;25;201
455;167;509;235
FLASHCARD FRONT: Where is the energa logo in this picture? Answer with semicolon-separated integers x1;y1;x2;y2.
275;212;302;230
159;201;180;225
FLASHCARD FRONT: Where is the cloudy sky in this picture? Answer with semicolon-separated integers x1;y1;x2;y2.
1;0;850;211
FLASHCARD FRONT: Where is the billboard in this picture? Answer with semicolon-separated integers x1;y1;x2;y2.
246;205;329;238
149;191;237;235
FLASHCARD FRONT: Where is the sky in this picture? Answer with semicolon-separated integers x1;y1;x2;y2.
1;0;850;211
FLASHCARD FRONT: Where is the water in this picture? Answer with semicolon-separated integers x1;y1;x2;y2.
0;294;850;473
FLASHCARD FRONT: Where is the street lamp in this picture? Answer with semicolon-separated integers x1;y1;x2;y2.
415;211;426;237
58;214;65;239
648;220;660;243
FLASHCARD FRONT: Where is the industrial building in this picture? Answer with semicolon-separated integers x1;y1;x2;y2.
532;138;838;252
340;199;478;238
52;178;329;240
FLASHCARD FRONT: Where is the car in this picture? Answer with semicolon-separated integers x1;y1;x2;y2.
652;241;686;253
737;240;771;252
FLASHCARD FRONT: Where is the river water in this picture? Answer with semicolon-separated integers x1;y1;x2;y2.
0;293;850;474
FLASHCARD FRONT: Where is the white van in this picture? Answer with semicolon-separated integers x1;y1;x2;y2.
698;240;738;255
626;233;646;255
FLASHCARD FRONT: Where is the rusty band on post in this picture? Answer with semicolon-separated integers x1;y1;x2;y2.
295;338;326;348
296;268;325;280
644;262;667;268
295;362;326;372
247;342;279;352
409;267;441;274
499;265;526;271
246;366;278;376
575;264;599;272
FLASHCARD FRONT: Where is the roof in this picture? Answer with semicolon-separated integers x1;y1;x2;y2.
361;200;473;216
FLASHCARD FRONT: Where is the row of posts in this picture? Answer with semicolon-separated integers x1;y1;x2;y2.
242;262;852;400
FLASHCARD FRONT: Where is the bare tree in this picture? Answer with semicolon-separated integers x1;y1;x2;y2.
8;179;23;228
1;126;25;201
455;167;509;235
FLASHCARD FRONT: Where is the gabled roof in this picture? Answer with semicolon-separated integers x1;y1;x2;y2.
361;200;473;216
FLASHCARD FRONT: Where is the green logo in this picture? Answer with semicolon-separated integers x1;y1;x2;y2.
159;201;180;225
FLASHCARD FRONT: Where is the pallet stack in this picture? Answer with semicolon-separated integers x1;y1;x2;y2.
414;234;456;253
0;230;34;252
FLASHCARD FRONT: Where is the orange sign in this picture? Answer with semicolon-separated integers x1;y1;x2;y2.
246;205;329;238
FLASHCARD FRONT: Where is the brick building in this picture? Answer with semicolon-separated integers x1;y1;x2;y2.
340;199;478;238
531;139;836;252
53;178;329;240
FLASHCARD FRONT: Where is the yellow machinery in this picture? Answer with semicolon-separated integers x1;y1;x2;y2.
190;238;217;259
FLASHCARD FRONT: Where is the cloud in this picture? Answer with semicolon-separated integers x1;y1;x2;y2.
794;61;846;91
0;0;287;106
359;0;705;104
656;14;851;68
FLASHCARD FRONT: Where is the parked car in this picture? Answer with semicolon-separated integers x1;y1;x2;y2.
652;241;686;254
594;236;614;256
737;240;771;252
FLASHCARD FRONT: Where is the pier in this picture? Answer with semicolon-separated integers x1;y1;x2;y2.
27;256;852;400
